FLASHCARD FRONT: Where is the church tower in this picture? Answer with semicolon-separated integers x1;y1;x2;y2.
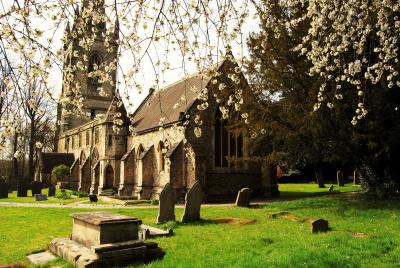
56;0;119;136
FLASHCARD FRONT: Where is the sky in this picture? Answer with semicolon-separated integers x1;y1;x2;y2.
3;0;260;113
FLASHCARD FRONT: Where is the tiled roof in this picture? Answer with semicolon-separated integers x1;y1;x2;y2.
131;61;224;133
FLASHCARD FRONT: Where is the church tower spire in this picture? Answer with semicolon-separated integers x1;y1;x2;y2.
58;0;119;132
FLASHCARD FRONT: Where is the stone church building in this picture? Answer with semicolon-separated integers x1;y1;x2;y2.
35;1;277;200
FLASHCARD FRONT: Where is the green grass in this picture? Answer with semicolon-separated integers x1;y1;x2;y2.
279;183;360;198
0;185;399;267
0;189;86;204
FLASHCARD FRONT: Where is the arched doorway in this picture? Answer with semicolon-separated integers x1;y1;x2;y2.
104;165;114;189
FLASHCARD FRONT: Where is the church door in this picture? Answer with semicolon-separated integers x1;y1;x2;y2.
105;165;114;189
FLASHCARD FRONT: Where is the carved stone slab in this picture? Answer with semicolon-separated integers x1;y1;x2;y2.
181;181;203;222
157;183;175;224
71;212;142;248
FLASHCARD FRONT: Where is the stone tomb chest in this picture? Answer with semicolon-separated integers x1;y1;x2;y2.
71;212;140;248
50;212;164;268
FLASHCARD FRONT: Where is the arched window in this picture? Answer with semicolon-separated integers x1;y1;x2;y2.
88;53;101;93
88;53;101;72
214;108;244;167
158;141;165;172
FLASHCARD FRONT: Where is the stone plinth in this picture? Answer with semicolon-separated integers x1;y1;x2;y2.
71;212;141;248
49;212;164;268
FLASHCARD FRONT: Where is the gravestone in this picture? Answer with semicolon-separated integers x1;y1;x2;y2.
337;171;344;186
17;179;28;197
89;194;98;202
235;188;251;207
0;182;8;198
31;181;42;196
156;183;175;224
49;212;164;267
48;185;56;197
35;194;48;201
311;219;329;233
181;181;203;223
328;185;334;192
353;169;360;185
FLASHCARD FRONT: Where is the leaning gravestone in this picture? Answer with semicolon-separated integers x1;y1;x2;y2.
35;194;48;201
337;171;344;186
328;185;334;192
157;183;175;224
17;179;28;197
0;182;8;198
235;188;251;207
48;185;56;197
311;219;329;233
181;181;203;223
31;181;42;196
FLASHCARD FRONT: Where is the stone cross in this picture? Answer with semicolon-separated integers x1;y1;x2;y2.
157;183;175;224
181;181;203;223
0;182;8;198
337;171;344;186
235;188;251;207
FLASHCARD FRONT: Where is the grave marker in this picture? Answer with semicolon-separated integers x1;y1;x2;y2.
156;183;175;224
235;188;251;207
181;181;203;223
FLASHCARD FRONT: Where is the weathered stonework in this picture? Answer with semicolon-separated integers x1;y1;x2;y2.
49;212;164;268
38;1;266;201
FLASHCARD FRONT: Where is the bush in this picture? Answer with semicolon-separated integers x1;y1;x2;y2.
72;191;88;198
56;191;71;200
150;199;159;205
51;165;70;182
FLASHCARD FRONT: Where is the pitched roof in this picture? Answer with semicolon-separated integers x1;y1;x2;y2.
38;152;75;174
131;61;225;133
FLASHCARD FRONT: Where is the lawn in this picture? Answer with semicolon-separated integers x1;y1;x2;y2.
0;188;86;204
1;183;399;268
278;183;360;198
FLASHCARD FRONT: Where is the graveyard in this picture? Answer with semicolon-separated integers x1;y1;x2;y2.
1;183;400;267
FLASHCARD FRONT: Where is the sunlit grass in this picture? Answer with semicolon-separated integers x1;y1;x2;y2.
1;184;399;268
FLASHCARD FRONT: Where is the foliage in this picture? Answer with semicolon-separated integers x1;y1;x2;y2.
246;0;400;197
56;191;72;200
72;191;88;198
51;165;70;182
150;199;159;206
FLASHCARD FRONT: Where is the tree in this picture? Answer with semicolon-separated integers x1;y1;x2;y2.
18;70;56;180
51;165;69;183
245;0;400;197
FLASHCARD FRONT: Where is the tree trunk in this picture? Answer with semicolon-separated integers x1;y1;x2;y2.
13;132;19;184
28;121;35;181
